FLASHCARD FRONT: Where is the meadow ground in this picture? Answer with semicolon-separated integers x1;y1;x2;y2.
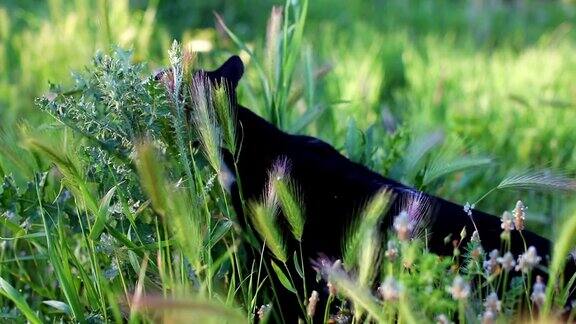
1;0;576;322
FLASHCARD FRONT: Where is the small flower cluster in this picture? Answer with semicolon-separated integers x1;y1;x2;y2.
393;210;414;241
530;275;546;308
384;240;399;261
500;200;527;234
257;304;272;320
482;292;501;324
513;200;526;231
481;246;539;275
464;202;475;217
496;252;516;272
515;246;541;273
448;276;470;300
500;211;514;233
378;276;402;301
483;249;499;275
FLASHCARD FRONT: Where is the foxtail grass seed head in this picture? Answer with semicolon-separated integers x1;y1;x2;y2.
182;49;196;82
513;200;526;231
484;292;501;314
515;246;541;273
497;252;516;272
448;276;470;300
530;275;546;308
358;231;380;286
400;192;433;239
483;249;499;275
378;276;402;301
248;201;286;262
270;157;305;241
385;240;399;261
265;6;283;80
500;211;514;233
189;74;222;173
213;85;236;153
307;290;319;318
168;41;184;101
393;210;413;241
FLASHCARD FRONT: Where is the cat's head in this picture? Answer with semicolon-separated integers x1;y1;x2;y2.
155;55;244;105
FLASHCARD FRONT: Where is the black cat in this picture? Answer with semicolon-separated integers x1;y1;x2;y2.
169;56;575;322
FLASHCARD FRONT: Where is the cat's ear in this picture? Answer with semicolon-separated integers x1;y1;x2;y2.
207;55;244;89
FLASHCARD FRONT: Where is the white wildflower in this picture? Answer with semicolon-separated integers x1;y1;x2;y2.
385;240;399;261
257;303;272;320
393;211;413;241
497;252;516;272
481;310;496;324
484;292;501;314
464;202;475;216
515;246;541;273
448;276;470;300
378;276;402;301
483;249;499;275
500;211;514;232
530;275;546;308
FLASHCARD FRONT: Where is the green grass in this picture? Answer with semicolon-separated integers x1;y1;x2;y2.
1;0;576;322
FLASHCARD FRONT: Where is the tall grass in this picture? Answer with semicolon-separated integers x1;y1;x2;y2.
1;0;576;322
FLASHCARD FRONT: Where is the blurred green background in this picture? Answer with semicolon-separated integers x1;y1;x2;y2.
1;0;576;231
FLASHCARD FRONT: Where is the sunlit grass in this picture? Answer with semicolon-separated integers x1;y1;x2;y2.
1;0;576;322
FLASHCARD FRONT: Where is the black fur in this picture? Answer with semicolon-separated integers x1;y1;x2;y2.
198;56;575;322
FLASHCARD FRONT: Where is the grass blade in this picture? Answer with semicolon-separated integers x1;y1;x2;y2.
89;185;117;240
0;276;42;324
